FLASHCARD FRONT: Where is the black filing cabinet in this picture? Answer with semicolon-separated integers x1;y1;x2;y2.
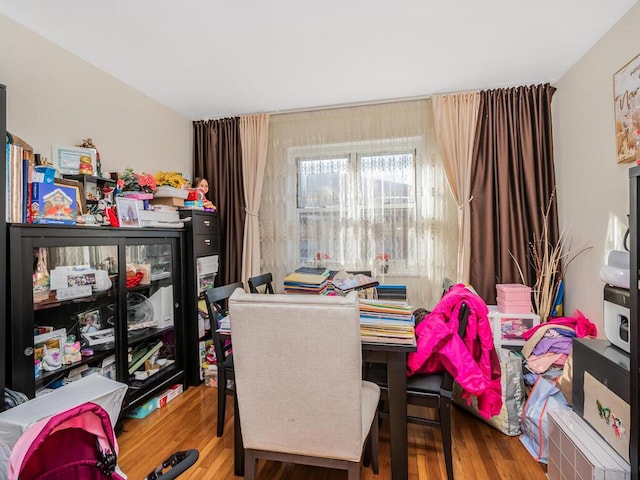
572;338;630;416
179;210;220;385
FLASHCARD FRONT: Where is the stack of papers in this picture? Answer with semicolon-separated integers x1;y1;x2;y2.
359;299;415;345
284;269;330;295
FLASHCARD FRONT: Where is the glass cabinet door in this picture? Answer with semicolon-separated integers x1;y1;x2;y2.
125;242;178;396
32;244;118;396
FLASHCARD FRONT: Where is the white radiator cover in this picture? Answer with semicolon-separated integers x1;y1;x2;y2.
547;408;630;480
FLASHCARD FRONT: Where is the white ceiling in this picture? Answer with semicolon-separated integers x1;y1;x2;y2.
1;0;637;120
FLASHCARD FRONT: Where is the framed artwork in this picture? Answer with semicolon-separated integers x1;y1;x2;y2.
613;52;640;163
52;144;97;175
78;308;102;333
115;197;141;227
54;178;86;215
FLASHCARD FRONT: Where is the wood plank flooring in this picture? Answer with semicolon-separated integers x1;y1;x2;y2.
117;384;547;480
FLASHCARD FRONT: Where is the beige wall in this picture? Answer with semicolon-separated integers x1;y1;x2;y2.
0;14;192;177
3;5;638;336
554;3;640;335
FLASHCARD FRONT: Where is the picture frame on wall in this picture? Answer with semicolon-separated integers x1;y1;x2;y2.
52;144;97;175
613;52;640;164
115;197;141;227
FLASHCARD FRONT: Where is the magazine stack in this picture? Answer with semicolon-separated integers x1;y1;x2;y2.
283;268;330;295
359;299;415;345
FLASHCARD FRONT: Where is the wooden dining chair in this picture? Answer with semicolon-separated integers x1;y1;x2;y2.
204;281;244;437
247;272;274;294
366;295;470;480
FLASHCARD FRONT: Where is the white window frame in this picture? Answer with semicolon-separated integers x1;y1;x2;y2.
286;136;425;272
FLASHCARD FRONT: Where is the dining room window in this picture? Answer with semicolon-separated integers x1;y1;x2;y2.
260;99;458;308
295;147;419;271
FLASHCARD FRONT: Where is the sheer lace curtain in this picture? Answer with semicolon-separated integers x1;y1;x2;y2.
261;99;458;309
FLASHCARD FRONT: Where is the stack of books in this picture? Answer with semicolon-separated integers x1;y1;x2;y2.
375;284;407;301
359;299;415;345
283;267;330;294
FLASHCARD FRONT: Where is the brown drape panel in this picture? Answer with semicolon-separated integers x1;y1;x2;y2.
469;84;558;304
193;118;245;285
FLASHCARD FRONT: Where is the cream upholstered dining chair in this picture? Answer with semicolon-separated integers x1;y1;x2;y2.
228;290;380;480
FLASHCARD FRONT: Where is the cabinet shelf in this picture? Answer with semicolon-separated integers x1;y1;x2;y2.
37;348;115;388
128;362;177;388
33;288;118;311
126;277;172;294
127;325;175;348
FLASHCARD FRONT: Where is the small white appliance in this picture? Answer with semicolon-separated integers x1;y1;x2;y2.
603;285;630;353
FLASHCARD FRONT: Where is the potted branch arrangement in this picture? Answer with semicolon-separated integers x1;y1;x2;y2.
512;199;592;323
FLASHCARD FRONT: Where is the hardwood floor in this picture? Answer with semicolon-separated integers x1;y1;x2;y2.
117;384;547;479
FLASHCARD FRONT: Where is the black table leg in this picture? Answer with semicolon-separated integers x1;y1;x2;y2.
387;352;408;480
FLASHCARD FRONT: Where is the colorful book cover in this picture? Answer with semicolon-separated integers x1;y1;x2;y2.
31;182;77;225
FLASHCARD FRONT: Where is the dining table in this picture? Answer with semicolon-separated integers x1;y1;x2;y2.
232;339;417;480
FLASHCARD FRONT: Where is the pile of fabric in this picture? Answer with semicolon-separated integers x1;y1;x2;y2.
521;310;597;387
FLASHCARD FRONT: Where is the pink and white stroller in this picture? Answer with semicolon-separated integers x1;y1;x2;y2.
7;402;198;480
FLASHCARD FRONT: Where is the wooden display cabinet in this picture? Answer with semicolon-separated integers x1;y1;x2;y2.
7;224;186;414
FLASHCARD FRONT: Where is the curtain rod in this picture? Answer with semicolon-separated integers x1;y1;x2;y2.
268;92;434;116
202;87;484;120
267;85;487;116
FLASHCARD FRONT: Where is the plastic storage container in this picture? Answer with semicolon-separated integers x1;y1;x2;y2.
496;283;532;313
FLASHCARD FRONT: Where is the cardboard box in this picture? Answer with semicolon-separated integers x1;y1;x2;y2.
127;398;157;419
166;383;183;402
156;391;170;409
155;186;189;199
31;182;77;225
150;196;185;207
155;383;184;408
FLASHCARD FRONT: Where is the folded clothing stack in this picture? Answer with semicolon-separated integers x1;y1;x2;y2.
496;283;532;313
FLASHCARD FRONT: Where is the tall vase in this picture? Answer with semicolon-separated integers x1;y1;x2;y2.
33;248;50;303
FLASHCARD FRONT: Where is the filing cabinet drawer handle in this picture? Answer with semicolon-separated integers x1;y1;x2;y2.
203;220;210;227
204;239;211;246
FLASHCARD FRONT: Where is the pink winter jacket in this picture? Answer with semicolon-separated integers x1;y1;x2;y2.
406;284;503;419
